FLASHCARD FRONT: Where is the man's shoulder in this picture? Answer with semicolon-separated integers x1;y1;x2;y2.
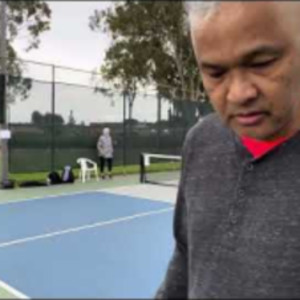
186;113;231;145
181;113;236;164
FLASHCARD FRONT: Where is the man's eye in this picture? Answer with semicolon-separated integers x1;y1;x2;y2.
208;70;226;79
251;58;276;68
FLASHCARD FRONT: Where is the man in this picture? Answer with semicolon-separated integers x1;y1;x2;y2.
156;1;300;298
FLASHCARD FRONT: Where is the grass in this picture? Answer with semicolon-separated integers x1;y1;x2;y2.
8;161;181;186
146;162;181;172
0;288;16;299
9;164;140;185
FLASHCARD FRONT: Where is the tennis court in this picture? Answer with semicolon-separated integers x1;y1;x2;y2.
0;173;177;298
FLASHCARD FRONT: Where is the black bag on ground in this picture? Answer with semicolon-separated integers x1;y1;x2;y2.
48;171;62;185
61;165;75;183
19;180;47;187
1;179;15;189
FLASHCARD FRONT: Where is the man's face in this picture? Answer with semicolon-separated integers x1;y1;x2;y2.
191;2;300;140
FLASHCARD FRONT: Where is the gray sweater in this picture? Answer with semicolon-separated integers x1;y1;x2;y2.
97;134;113;158
156;113;300;299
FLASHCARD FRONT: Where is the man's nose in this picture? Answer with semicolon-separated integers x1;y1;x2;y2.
226;71;258;105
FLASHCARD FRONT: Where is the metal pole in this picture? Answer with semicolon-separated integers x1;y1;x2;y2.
50;64;55;171
157;93;161;151
122;90;127;174
0;1;9;186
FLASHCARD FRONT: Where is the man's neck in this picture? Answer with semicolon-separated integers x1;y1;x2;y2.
241;135;290;159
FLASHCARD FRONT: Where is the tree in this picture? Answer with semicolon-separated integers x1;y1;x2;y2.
89;1;208;119
68;109;76;125
44;112;64;126
5;1;51;103
31;111;64;126
31;110;43;125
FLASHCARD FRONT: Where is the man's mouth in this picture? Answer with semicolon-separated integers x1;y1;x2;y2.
234;111;267;126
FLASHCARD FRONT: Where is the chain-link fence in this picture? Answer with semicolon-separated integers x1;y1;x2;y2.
6;59;213;173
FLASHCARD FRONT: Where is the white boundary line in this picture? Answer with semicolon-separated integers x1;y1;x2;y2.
0;189;104;206
0;207;174;249
0;279;29;299
0;181;145;207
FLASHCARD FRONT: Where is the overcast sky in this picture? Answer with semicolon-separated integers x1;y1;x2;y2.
9;1;167;124
13;1;112;72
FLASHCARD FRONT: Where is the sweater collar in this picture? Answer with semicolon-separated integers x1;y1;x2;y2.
230;129;300;163
241;135;290;159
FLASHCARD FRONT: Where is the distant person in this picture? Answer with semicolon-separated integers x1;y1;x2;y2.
97;127;114;179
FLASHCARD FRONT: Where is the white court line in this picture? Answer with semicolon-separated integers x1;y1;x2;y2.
0;189;104;206
0;207;174;249
0;181;144;207
101;184;177;204
0;279;29;299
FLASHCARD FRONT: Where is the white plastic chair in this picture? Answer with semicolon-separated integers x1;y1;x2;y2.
77;158;99;183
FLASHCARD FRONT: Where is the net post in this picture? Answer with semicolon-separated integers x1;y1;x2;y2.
140;153;145;183
139;153;181;187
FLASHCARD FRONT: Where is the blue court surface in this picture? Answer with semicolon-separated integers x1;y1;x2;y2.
0;191;174;298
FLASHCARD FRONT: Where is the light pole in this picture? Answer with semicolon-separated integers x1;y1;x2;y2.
0;0;9;187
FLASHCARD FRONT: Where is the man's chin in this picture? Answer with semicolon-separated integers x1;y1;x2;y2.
231;126;271;141
237;129;283;141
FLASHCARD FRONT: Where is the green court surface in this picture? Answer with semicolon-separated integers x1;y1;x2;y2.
0;279;24;299
0;174;139;204
0;291;15;299
0;288;16;299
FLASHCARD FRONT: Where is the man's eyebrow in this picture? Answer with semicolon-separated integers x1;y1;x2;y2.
242;45;283;62
200;61;226;70
199;45;283;70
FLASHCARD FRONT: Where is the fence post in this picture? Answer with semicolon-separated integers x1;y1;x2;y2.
0;1;9;186
157;93;161;151
122;90;127;174
50;64;55;172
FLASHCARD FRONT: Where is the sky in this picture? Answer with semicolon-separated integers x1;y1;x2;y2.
13;1;112;75
9;1;169;124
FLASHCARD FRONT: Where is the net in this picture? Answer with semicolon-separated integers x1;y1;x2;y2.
140;153;181;187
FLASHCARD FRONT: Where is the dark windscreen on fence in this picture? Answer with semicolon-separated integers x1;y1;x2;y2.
7;60;214;173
